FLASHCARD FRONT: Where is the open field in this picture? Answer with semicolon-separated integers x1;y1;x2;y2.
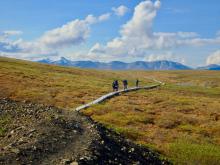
1;57;220;164
84;76;220;164
0;57;153;109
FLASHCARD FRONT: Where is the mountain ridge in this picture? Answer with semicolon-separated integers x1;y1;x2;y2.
38;57;192;70
197;64;220;70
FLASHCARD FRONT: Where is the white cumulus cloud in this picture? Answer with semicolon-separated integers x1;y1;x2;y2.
98;13;111;21
206;50;220;65
0;30;23;43
1;0;220;65
112;5;129;16
39;19;90;49
145;52;185;64
89;0;163;57
0;13;110;60
89;0;220;62
39;13;111;49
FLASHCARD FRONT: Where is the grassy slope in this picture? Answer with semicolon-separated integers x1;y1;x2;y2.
1;57;220;164
0;57;152;109
85;71;220;164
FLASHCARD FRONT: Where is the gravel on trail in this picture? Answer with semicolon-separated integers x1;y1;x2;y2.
0;98;169;165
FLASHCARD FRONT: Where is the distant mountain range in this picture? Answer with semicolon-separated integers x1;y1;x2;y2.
197;64;220;70
37;57;191;70
37;57;220;70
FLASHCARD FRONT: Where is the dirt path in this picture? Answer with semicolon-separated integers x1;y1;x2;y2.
0;98;169;165
0;98;100;165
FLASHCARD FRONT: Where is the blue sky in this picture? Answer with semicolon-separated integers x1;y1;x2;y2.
0;0;220;67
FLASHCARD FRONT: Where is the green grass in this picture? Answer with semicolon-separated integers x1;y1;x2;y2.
168;139;220;165
165;83;220;97
1;57;220;164
0;114;11;136
0;57;152;109
85;85;220;164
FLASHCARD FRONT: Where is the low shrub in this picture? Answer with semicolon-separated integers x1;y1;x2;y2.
167;139;220;165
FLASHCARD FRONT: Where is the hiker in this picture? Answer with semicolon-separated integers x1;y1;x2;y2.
112;80;119;91
122;80;128;90
115;80;119;91
136;79;140;87
112;80;116;91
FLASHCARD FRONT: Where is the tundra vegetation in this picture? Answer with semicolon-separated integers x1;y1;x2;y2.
1;57;220;164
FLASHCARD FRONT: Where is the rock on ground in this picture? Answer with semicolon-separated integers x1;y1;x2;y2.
0;98;169;165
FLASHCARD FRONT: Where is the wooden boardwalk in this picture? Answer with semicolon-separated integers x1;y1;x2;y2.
75;82;162;112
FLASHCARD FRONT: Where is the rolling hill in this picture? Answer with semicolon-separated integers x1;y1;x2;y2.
0;56;155;109
1;56;220;164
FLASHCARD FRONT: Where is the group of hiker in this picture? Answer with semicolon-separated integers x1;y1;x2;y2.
112;79;140;91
